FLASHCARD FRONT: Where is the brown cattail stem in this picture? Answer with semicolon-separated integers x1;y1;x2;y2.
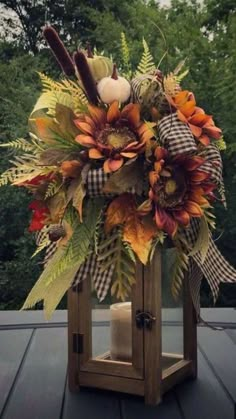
111;64;118;80
86;43;94;58
73;51;99;105
43;26;75;77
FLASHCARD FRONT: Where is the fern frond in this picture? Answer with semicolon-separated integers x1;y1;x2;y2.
135;38;156;76
31;235;50;258
37;73;88;115
0;138;36;152
97;228;136;301
171;246;189;300
120;32;131;77
45;179;63;199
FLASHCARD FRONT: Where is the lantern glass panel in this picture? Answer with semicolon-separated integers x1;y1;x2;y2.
161;248;184;369
91;287;133;363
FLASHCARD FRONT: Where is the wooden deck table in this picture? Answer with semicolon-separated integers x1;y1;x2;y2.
0;308;235;419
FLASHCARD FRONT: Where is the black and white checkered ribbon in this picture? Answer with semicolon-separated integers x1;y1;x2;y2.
158;113;235;314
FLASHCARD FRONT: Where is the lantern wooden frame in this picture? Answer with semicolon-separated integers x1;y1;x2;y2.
68;249;197;405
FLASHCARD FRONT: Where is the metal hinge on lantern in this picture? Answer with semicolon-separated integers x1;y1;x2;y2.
135;310;156;330
73;333;84;354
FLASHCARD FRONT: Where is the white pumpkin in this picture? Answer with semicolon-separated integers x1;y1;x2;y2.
97;65;131;104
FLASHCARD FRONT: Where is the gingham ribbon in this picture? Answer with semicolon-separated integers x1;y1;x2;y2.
158;113;236;314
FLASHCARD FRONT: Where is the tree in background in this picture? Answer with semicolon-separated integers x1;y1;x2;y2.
0;0;235;309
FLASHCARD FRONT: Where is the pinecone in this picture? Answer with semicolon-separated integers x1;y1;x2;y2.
48;224;66;242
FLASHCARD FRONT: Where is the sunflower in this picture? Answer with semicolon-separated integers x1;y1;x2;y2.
146;147;216;237
74;101;155;173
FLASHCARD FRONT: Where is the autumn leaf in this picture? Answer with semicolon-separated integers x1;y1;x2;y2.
123;214;157;264
47;190;67;223
105;193;136;233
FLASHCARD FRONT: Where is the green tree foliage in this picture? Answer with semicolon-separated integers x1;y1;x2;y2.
0;0;235;309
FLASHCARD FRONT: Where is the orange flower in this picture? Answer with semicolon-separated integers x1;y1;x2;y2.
167;91;222;146
74;101;155;173
146;147;216;237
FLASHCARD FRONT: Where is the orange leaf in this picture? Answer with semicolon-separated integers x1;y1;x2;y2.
105;193;136;233
123;214;156;264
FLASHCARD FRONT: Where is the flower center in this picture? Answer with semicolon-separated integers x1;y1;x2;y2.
154;166;187;208
98;126;137;150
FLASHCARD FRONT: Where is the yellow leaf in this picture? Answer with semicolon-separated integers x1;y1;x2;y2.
105;193;136;233
123;214;157;264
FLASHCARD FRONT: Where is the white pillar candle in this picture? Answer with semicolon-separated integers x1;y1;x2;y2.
110;302;132;362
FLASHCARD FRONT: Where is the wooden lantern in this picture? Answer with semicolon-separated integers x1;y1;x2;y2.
68;247;197;405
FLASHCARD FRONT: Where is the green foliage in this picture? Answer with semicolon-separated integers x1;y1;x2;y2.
22;199;104;317
97;228;136;301
135;38;156;76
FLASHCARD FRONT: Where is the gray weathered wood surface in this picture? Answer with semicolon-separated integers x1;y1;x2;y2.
0;309;235;419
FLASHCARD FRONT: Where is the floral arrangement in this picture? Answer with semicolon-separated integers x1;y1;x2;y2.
1;27;235;318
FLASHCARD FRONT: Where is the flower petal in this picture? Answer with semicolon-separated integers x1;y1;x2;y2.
75;134;96;147
120;152;137;158
88;148;103;159
204;125;222;140
126;104;141;128
188;123;202;138
107;100;120;123
173;210;190;226
104;158;124;173
190;171;210;182
184;156;205;171
149;171;159;187
198;134;210;146
188;112;211;127
179;100;196;117
174;91;190;107
88;105;106;126
155;207;166;230
154;147;167;160
184;201;203;217
76;121;95;135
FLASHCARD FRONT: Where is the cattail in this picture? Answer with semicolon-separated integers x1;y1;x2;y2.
43;26;75;77
73;51;99;105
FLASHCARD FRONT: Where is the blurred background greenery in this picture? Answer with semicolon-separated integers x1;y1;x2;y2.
0;0;235;310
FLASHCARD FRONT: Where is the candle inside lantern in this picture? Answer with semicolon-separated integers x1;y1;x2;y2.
110;302;132;361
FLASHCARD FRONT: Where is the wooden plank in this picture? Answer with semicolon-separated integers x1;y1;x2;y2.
183;275;197;377
2;327;67;419
68;288;80;391
121;391;183;419
198;327;236;404
144;249;162;404
0;329;33;416
62;384;121;419
175;350;234;419
79;371;144;396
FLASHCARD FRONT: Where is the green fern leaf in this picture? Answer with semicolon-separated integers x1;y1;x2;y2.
171;246;189;300
135;38;156;76
22;199;104;318
45;179;63;199
97;229;136;301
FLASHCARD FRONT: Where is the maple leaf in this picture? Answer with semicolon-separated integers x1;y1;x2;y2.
123;214;157;264
105;193;136;233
